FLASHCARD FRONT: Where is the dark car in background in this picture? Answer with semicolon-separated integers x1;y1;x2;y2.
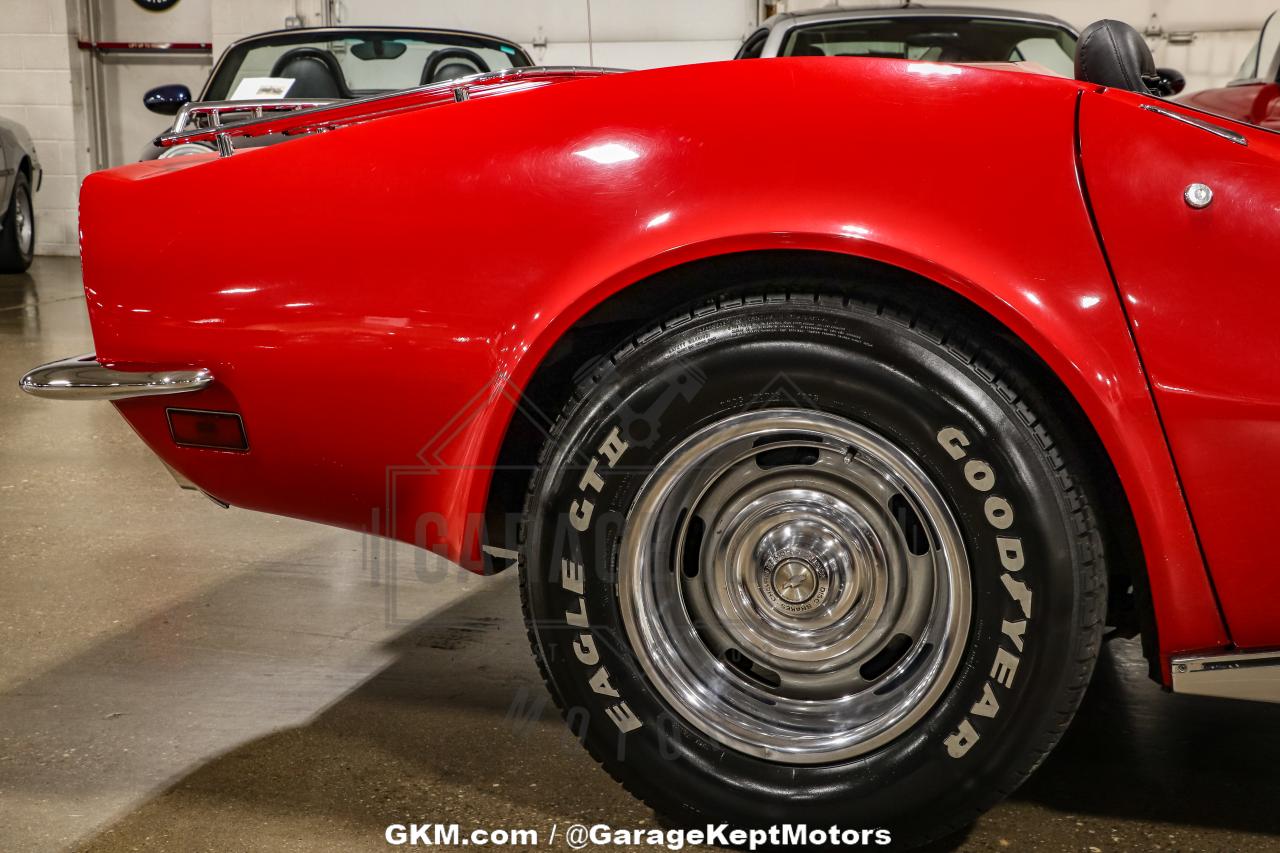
0;116;40;273
140;27;534;159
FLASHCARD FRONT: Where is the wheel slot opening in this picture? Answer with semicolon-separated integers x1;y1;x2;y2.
724;647;782;691
874;641;933;696
668;507;688;572
755;445;820;469
889;494;932;556
752;432;824;448
859;633;913;681
681;514;706;578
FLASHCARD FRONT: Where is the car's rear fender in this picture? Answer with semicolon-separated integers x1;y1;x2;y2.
483;223;1228;673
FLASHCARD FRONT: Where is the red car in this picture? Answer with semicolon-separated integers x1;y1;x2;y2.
1180;9;1280;130
20;19;1280;847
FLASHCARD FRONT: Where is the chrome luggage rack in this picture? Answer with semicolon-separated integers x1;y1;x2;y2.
169;99;339;133
154;66;625;156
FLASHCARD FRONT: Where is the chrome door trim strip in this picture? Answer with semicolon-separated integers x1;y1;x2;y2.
1139;104;1248;146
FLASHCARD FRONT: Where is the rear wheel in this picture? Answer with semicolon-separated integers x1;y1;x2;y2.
520;286;1104;847
0;172;34;273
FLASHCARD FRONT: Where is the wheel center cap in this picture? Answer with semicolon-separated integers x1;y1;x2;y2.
760;553;831;616
772;559;818;604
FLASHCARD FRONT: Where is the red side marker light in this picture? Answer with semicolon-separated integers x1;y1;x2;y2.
166;408;248;451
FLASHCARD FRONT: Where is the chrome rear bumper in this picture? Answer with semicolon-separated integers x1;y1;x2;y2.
20;353;213;400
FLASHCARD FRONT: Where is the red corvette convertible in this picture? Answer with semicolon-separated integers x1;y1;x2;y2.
20;19;1280;847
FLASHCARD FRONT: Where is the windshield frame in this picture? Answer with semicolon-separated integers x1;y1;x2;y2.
1229;10;1280;86
202;27;534;101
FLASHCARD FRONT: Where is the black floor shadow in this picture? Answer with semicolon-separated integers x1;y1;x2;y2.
1010;638;1280;835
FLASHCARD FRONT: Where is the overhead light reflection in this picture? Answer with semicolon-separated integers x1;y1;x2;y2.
647;211;671;229
574;143;639;165
906;64;962;76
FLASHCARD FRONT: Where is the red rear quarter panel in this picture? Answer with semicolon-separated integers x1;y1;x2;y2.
80;59;1228;662
1080;90;1280;650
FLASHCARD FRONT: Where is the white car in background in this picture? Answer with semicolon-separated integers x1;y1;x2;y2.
736;5;1081;75
735;6;1188;92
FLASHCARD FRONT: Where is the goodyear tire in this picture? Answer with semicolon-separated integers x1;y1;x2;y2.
519;287;1104;847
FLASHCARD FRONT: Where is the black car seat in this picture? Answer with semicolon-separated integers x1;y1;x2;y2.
421;48;491;84
1074;20;1158;94
270;47;351;99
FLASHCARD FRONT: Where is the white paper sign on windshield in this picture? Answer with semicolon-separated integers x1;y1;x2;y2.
229;77;296;100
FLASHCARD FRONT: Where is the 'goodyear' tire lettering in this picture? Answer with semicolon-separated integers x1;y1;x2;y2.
938;426;1032;759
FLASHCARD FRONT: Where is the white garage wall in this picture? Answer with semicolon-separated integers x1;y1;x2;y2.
87;0;213;168
337;0;759;68
212;0;327;60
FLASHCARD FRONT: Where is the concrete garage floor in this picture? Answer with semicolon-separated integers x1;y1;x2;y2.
2;256;1279;853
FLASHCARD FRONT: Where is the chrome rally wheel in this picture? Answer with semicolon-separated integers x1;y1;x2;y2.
620;409;970;763
520;284;1105;846
15;183;33;257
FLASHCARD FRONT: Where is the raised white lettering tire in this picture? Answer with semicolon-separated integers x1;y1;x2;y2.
519;287;1104;847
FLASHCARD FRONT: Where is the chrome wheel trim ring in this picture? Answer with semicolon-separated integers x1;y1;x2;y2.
15;187;32;255
619;409;971;764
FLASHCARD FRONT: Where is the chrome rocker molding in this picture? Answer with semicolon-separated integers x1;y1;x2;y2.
20;353;213;400
1171;650;1280;703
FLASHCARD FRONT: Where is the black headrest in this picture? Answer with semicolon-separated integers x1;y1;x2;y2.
1074;20;1156;94
421;48;491;85
270;47;351;99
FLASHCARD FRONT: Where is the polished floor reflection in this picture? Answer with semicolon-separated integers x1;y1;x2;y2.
2;258;1277;852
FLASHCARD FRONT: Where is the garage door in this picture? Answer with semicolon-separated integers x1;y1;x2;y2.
336;0;757;68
